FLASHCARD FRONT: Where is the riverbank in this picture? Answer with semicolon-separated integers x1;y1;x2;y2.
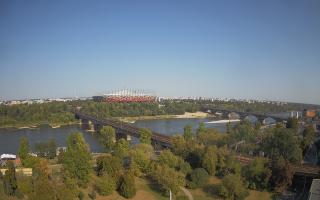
205;119;241;124
0;121;79;130
117;112;212;123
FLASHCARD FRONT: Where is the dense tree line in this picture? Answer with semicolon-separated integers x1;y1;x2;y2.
199;99;320;114
77;100;200;118
0;102;76;128
1;99;316;128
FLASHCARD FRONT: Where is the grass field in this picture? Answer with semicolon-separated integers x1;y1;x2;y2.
189;176;272;200
81;177;170;200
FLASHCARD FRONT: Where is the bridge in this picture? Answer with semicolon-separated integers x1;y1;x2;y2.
201;106;288;124
236;155;320;178
74;111;172;148
74;111;318;177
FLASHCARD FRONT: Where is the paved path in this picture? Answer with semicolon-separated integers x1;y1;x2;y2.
180;187;194;200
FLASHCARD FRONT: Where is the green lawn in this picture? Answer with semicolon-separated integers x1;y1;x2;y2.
189;176;272;200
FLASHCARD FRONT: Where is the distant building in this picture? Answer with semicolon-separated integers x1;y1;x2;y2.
304;109;317;118
93;89;156;103
0;154;20;167
56;147;67;156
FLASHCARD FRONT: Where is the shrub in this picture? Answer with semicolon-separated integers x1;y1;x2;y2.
187;168;209;189
219;174;249;200
95;176;116;196
118;172;136;198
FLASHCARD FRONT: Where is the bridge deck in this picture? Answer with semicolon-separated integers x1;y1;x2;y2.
75;112;171;147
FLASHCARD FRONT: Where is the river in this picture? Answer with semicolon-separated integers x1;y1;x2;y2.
0;118;237;154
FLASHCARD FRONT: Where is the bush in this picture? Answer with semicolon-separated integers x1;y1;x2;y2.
118;173;136;198
78;191;84;200
149;162;185;195
95;176;116;196
243;157;271;190
187;168;209;189
219;174;248;200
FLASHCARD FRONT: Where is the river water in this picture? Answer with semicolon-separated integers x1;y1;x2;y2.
0;118;236;154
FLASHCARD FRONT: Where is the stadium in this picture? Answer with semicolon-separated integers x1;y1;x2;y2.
93;89;156;103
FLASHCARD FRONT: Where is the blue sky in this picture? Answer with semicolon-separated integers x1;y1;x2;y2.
0;0;319;104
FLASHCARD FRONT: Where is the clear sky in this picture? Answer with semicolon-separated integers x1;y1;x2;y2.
0;0;319;104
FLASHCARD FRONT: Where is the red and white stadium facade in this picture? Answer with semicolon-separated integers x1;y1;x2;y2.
93;89;156;103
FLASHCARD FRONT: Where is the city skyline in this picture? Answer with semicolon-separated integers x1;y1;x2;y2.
1;0;320;104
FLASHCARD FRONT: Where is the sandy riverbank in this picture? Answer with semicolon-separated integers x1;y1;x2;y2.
117;111;211;123
175;111;210;118
1;122;79;130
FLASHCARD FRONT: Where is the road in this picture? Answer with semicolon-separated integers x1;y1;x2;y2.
180;187;194;200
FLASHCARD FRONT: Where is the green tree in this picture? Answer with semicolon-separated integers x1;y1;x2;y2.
158;150;191;174
263;127;302;163
286;117;298;130
217;154;241;177
130;144;154;174
18;137;30;166
113;138;129;158
28;159;56;200
219;174;249;200
229;121;256;143
270;157;294;192
301;125;315;155
183;124;193;141
96;155;122;180
47;139;57;159
202;145;218;175
118;172;136;198
198;129;227;147
186;168;209;189
139;128;152;144
78;191;84;200
16;175;33;197
34;139;57;159
99;126;116;151
95;175;116;196
150;163;185;195
171;136;188;158
226;122;232;134
35;142;47;158
3;161;17;196
196;122;206;137
63;132;91;187
243;157;271;190
54;182;75;200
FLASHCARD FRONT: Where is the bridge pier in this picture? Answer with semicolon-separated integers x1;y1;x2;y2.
80;119;89;130
80;119;95;132
94;123;102;133
116;132;132;142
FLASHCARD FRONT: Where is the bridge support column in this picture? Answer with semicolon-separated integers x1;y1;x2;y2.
81;119;89;130
94;123;102;133
116;132;132;142
87;120;94;132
